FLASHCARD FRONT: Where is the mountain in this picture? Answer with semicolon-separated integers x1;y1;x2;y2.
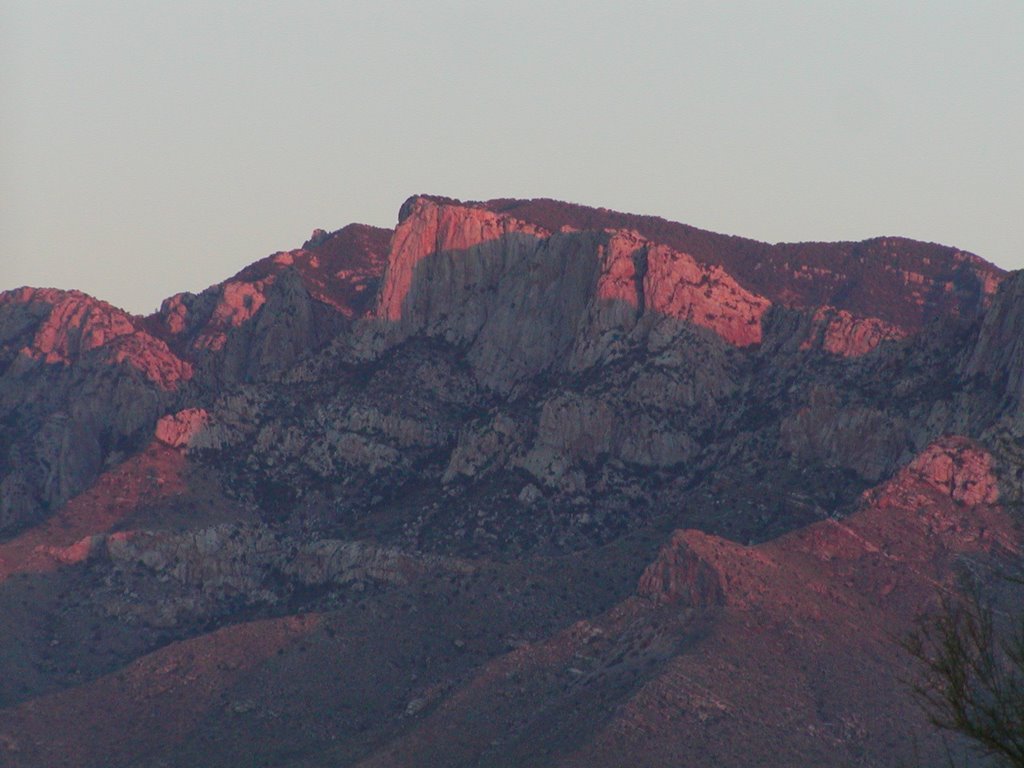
0;195;1020;767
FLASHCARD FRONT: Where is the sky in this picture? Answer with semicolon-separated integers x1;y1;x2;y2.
2;1;1022;315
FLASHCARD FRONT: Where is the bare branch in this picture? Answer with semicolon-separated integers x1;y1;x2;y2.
901;568;1024;767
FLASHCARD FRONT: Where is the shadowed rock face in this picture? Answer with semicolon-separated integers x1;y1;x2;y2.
0;195;1022;768
965;270;1024;407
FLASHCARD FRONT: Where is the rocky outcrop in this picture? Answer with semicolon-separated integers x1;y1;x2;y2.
903;436;999;506
191;279;271;353
0;289;188;531
156;223;389;341
154;408;210;450
800;305;908;356
214;269;333;380
377;197;552;326
157;270;325;382
152;223;390;383
365;199;592;391
1;288;191;388
517;391;700;491
443;413;529;484
854;436;1005;555
641;240;769;347
637;530;727;607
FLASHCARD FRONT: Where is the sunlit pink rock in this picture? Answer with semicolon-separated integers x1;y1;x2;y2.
375;197;770;351
643;242;770;347
1;288;192;389
377;196;550;323
154;408;211;449
801;306;908;356
905;437;999;506
193;279;272;351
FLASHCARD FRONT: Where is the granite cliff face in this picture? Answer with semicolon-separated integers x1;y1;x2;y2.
0;195;1020;768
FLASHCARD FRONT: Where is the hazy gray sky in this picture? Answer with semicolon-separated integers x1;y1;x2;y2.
3;1;1022;314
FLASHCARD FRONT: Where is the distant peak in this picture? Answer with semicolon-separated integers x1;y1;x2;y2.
303;228;331;248
397;194;467;224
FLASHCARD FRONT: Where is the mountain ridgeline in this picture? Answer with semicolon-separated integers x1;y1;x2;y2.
0;196;1021;767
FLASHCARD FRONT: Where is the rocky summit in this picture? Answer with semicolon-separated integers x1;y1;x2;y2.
0;195;1021;767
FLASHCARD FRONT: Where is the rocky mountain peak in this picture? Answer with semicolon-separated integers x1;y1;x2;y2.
366;197;770;391
369;196;1004;368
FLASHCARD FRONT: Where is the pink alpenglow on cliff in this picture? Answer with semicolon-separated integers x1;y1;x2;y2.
376;197;550;324
375;197;770;351
1;287;192;389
